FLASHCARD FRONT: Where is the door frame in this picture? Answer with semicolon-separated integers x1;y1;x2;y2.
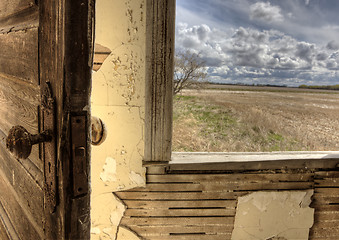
39;1;94;239
144;0;176;164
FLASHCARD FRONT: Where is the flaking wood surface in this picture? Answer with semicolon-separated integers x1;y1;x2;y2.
0;1;43;239
0;0;36;19
0;28;39;83
144;0;175;163
115;160;339;240
0;0;38;30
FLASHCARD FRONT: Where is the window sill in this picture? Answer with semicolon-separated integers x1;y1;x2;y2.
169;151;339;171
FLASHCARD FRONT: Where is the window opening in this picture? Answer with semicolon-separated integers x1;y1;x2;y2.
173;0;339;152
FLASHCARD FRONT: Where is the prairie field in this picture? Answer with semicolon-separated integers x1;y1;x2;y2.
172;86;339;152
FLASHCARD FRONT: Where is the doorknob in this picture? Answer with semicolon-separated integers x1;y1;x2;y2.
91;116;107;145
6;125;52;159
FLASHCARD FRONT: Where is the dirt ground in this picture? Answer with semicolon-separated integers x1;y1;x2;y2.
173;88;339;152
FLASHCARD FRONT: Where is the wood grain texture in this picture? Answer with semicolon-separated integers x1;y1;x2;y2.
169;158;339;172
0;170;43;240
0;202;13;240
309;170;339;239
0;138;43;226
0;28;38;83
144;0;175;163
125;208;236;217
0;4;38;31
64;1;94;239
0;0;36;20
0;222;9;240
93;43;111;71
39;1;67;238
0;220;10;240
0;74;41;171
129;181;313;192
128;225;234;235
117;164;339;239
39;0;94;239
0;2;43;239
120;217;235;226
147;172;314;183
123;200;237;209
130;234;231;240
115;191;241;200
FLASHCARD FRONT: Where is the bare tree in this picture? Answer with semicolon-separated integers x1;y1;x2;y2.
173;50;207;95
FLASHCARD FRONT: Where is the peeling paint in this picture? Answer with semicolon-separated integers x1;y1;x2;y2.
110;197;126;226
91;0;146;239
231;190;314;240
129;171;145;186
100;157;117;183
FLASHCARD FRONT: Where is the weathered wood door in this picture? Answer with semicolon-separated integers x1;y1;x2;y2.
0;1;94;239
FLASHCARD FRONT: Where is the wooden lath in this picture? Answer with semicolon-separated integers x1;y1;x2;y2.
310;171;339;239
93;43;111;71
113;159;339;240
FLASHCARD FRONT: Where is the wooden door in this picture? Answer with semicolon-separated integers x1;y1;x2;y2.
0;1;94;239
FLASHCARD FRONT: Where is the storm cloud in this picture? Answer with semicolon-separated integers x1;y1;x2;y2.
176;23;339;86
250;2;284;23
176;0;339;86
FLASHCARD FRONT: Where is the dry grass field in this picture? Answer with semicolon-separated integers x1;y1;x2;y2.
173;86;339;152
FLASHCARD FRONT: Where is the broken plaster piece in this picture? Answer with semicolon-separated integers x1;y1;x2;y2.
100;157;117;183
129;171;145;186
231;190;314;240
110;196;126;226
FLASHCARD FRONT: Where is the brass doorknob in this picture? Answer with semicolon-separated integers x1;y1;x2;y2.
91;116;107;146
6;125;52;159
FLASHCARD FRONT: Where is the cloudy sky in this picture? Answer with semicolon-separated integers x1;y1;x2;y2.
175;0;339;86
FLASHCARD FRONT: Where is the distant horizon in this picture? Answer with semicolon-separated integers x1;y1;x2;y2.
205;80;339;88
175;0;339;87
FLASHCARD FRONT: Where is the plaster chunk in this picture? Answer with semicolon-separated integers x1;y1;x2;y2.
91;193;126;240
129;171;145;185
110;197;126;226
100;157;117;183
231;190;314;240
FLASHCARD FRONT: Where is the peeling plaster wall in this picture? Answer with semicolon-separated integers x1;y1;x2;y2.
231;190;314;240
91;0;146;239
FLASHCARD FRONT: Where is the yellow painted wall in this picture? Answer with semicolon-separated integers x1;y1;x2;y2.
91;0;146;239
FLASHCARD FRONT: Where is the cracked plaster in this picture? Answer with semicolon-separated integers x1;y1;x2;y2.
91;0;145;239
